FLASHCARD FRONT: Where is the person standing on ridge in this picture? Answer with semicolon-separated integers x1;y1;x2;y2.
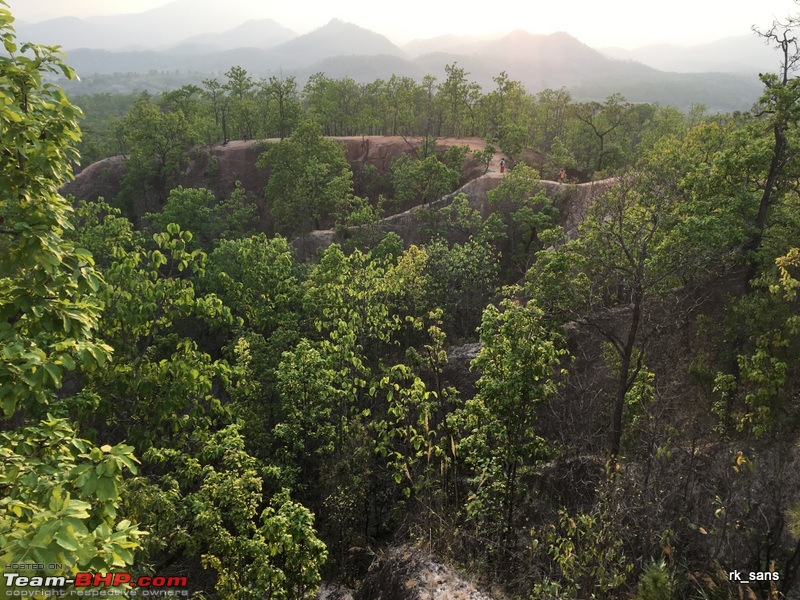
500;158;505;174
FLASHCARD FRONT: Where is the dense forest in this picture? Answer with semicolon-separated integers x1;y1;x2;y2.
4;1;800;598
73;65;693;178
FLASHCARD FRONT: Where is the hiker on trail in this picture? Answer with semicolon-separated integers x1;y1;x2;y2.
559;168;566;184
500;158;505;174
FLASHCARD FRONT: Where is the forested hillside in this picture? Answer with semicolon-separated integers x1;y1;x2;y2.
4;1;800;599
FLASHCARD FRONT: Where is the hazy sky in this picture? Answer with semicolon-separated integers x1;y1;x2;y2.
9;0;800;48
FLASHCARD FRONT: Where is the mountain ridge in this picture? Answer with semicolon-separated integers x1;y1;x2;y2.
15;2;775;77
169;18;297;52
263;18;405;68
18;11;768;112
599;34;777;73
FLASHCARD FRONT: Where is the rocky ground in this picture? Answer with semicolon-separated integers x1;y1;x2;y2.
317;546;497;600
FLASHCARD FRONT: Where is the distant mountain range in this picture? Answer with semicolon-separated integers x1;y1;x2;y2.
16;4;775;112
15;0;296;50
265;19;404;68
169;19;296;54
600;35;778;74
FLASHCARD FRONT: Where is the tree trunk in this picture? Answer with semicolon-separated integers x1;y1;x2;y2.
745;123;786;286
610;289;642;456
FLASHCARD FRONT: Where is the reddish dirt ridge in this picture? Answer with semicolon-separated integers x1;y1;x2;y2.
63;137;497;207
62;136;609;251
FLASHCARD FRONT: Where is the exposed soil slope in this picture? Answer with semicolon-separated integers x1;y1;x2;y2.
64;137;495;209
353;546;495;600
62;136;613;260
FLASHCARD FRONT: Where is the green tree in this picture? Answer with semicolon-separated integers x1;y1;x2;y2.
225;65;258;140
784;251;800;574
334;193;387;251
77;223;235;448
478;72;532;139
258;120;354;234
73;91;139;166
711;243;800;437
745;17;800;283
330;77;365;136
454;299;564;554
203;233;301;335
213;181;260;239
527;174;687;456
141;184;258;250
390;150;461;210
71;200;139;271
302;73;336;133
160;84;203;122
161;84;216;149
436;62;481;137
487;164;558;273
544;137;577;180
633;112;800;438
356;78;387;135
0;39;110;417
200;234;305;463
271;340;340;485
385;75;425;135
128;425;327;600
472;140;497;175
423;237;500;339
202;76;230;143
261;75;301;139
531;87;573;154
73;207;328;598
1;419;145;576
141;186;215;249
372;329;457;524
303;74;364;136
534;507;633;599
0;2;144;581
635;120;757;273
118;94;197;213
418;193;488;245
420;74;441;135
571;93;632;174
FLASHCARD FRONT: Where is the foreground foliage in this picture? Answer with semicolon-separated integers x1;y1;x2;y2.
0;1;143;579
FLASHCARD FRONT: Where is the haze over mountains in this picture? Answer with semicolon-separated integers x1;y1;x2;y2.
15;2;777;111
16;0;293;50
170;19;296;54
600;35;778;74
